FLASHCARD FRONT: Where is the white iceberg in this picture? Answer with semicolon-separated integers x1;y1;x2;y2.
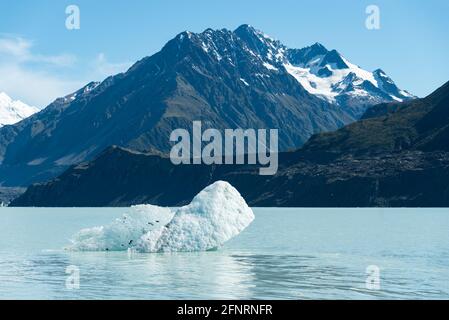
68;181;255;252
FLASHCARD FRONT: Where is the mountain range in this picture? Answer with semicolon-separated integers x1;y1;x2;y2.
0;92;38;128
11;81;449;207
0;25;413;187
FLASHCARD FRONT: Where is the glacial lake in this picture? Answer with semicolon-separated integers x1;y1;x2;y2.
0;207;448;300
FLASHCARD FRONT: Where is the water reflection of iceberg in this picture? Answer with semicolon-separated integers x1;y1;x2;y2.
68;181;255;253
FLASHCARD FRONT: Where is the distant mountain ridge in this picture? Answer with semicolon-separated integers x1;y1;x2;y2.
284;42;414;117
232;25;415;117
0;25;413;186
11;81;449;207
303;81;449;154
0;92;38;127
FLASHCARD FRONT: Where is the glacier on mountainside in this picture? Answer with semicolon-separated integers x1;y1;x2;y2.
0;92;38;127
67;181;255;252
230;25;415;111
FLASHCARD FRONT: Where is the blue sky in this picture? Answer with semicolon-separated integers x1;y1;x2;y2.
0;0;447;107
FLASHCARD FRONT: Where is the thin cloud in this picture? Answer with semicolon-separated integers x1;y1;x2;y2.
0;37;31;58
0;64;84;108
0;36;131;108
0;35;81;107
92;53;132;79
0;36;76;67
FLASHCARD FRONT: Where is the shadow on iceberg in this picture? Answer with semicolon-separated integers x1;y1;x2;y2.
67;181;255;253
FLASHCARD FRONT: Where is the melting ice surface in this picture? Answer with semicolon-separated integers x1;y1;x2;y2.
68;181;255;252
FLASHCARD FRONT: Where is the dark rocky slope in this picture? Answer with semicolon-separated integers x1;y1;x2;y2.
11;146;449;207
0;25;413;187
304;81;449;154
12;83;449;207
11;82;448;208
0;26;352;187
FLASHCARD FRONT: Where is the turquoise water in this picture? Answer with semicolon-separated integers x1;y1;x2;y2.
0;207;448;300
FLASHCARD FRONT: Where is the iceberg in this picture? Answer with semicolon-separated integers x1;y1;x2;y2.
68;181;255;252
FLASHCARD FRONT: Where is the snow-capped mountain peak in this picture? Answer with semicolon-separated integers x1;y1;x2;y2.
61;81;101;103
180;25;415;118
0;92;39;127
186;25;411;114
373;68;414;101
268;36;414;116
234;24;285;63
234;24;278;45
